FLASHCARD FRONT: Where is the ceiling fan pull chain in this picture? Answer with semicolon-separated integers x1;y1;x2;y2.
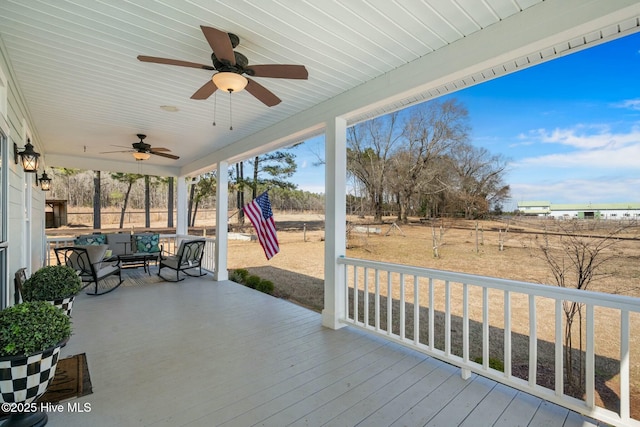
212;93;217;126
229;90;233;131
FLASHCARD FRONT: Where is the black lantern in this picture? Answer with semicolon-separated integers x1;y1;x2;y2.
38;171;52;191
14;139;40;172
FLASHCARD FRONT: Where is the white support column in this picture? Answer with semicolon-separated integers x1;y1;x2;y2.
322;117;347;329
176;176;188;236
214;161;229;281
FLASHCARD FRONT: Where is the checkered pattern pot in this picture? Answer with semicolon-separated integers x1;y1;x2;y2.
50;296;75;316
0;344;62;404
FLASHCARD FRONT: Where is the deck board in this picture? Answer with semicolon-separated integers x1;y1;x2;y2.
492;391;543;427
459;383;518;427
326;358;444;426
529;400;570;426
46;273;604;427
423;375;497;426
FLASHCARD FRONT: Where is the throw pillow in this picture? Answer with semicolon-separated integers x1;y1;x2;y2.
134;234;160;253
74;234;106;246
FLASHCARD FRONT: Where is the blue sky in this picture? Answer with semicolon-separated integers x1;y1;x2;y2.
289;32;640;208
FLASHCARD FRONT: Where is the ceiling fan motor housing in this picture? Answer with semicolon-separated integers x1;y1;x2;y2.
211;51;249;74
133;142;151;152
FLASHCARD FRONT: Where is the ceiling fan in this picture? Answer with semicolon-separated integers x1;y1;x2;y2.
137;25;308;107
101;134;179;161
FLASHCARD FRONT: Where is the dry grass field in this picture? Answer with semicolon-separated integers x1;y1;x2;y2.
49;210;640;418
228;214;640;306
227;214;640;419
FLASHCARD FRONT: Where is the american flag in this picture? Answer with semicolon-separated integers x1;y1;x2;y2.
243;192;280;260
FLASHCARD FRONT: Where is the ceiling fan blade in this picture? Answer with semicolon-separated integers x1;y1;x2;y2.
200;26;235;65
245;78;281;107
191;80;218;100
247;64;308;79
150;147;171;152
152;151;180;160
100;150;132;154
137;55;214;70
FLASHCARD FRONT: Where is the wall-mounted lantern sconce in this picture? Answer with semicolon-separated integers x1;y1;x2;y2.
37;171;52;191
14;139;40;172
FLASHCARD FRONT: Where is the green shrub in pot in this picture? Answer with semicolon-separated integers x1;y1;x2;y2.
0;301;71;357
22;265;82;301
0;301;72;425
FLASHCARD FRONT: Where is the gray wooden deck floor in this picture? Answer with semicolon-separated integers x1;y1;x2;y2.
48;272;604;426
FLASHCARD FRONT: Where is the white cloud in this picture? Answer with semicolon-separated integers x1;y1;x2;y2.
612;99;640;111
530;124;636;149
515;143;640;169
514;125;640;169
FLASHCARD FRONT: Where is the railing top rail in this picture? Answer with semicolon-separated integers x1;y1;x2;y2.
46;236;76;243
338;256;640;312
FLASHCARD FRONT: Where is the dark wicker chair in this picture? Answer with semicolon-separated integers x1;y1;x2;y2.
14;268;27;304
158;239;206;282
54;246;123;295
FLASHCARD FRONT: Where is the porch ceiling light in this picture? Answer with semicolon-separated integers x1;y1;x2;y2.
132;151;151;161
14;139;40;172
212;72;248;93
38;171;52;191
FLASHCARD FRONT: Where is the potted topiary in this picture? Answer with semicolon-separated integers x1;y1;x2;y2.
0;301;72;426
22;265;82;316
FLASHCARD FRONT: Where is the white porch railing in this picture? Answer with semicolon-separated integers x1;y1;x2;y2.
337;256;640;427
45;234;216;273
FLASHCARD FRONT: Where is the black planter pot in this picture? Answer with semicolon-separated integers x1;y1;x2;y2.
0;342;66;427
48;296;75;317
1;412;47;427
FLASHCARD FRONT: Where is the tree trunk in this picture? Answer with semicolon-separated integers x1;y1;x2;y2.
191;200;199;227
252;156;259;199
167;177;174;228
119;182;133;229
374;191;383;223
93;170;101;229
188;179;196;227
236;162;244;225
144;175;150;228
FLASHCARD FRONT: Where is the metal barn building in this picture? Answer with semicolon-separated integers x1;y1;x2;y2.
518;201;640;219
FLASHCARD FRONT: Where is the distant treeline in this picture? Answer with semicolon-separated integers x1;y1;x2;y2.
45;169;324;213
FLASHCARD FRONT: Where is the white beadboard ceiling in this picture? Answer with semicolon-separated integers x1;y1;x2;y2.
0;1;639;177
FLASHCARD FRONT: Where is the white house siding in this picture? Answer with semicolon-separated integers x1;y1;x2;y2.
0;39;46;307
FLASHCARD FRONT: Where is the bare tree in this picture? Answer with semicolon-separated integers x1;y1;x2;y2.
448;143;510;219
390;99;470;222
347;113;403;222
534;220;629;394
110;173;144;228
190;173;217;227
52;167;81;205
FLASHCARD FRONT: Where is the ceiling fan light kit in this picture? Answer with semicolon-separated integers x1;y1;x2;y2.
133;151;151;161
212;72;247;92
